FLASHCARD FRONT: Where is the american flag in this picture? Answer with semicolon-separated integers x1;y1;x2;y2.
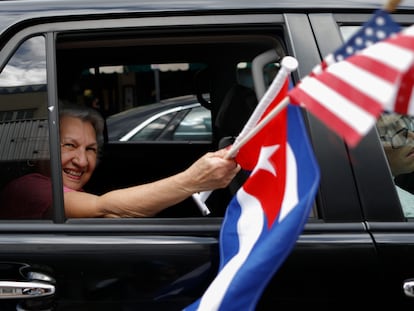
288;9;414;147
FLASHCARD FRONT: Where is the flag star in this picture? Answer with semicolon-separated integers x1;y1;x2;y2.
375;16;385;26
345;46;354;55
355;37;363;46
365;27;374;36
251;145;280;177
376;30;386;39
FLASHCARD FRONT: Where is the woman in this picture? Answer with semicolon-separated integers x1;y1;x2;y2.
0;105;240;218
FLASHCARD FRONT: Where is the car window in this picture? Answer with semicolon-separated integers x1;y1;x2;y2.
54;29;290;218
340;25;414;219
340;26;414;218
0;36;51;219
376;112;414;218
1;24;314;220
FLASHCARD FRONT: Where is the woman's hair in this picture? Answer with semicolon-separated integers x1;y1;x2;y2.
59;103;105;151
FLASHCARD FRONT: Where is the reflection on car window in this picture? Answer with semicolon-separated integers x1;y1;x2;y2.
174;106;212;141
0;35;51;219
0;36;47;88
376;112;414;218
339;26;361;42
123;102;212;142
0;36;47;122
129;111;176;141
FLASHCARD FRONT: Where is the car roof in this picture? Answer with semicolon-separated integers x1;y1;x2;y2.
0;0;414;37
2;0;414;10
2;0;414;14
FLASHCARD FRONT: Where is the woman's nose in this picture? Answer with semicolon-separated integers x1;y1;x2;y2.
72;148;88;166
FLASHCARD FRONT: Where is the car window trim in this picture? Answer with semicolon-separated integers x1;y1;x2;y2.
45;31;66;223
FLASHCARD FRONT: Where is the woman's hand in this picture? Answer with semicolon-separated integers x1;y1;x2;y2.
183;147;241;193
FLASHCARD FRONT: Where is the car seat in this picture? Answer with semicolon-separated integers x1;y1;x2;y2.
215;83;258;196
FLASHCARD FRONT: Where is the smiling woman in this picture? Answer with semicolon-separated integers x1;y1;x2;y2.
0;103;240;219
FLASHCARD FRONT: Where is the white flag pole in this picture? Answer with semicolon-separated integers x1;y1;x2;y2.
193;56;298;215
226;56;298;159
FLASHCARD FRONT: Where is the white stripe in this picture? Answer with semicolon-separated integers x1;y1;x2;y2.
403;24;414;36
361;40;414;72
298;76;376;135
327;61;396;105
196;190;264;311
278;144;298;222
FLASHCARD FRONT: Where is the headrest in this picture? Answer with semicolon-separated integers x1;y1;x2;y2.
215;84;257;138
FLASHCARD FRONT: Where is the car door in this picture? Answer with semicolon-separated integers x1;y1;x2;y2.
0;15;225;311
305;12;414;307
253;13;383;308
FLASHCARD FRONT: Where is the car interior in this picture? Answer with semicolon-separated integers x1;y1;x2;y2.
0;24;288;218
53;25;288;217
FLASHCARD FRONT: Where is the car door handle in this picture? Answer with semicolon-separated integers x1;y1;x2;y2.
0;280;55;299
403;279;414;298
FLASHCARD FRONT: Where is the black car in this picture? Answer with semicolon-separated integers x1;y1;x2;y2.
0;0;414;310
106;95;212;142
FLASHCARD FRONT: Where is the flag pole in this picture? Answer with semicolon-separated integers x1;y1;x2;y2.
384;0;401;12
197;96;289;204
225;56;298;159
228;56;298;159
225;96;290;159
193;56;298;213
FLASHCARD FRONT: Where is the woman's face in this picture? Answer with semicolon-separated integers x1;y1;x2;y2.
378;114;414;176
60;116;98;191
383;141;414;176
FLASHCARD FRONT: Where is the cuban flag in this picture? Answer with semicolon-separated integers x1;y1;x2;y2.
288;9;414;147
183;96;320;310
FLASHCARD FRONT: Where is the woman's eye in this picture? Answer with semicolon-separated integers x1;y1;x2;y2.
62;143;76;151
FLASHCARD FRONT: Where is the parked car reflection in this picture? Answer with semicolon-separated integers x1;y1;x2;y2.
106;95;212;142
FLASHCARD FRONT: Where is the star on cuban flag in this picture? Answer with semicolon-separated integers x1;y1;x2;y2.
184;91;320;311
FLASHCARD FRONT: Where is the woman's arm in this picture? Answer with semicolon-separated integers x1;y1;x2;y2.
63;148;240;218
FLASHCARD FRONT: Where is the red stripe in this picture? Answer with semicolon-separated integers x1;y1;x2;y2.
289;87;366;146
313;71;384;116
394;63;414;114
346;54;401;84
388;34;414;51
